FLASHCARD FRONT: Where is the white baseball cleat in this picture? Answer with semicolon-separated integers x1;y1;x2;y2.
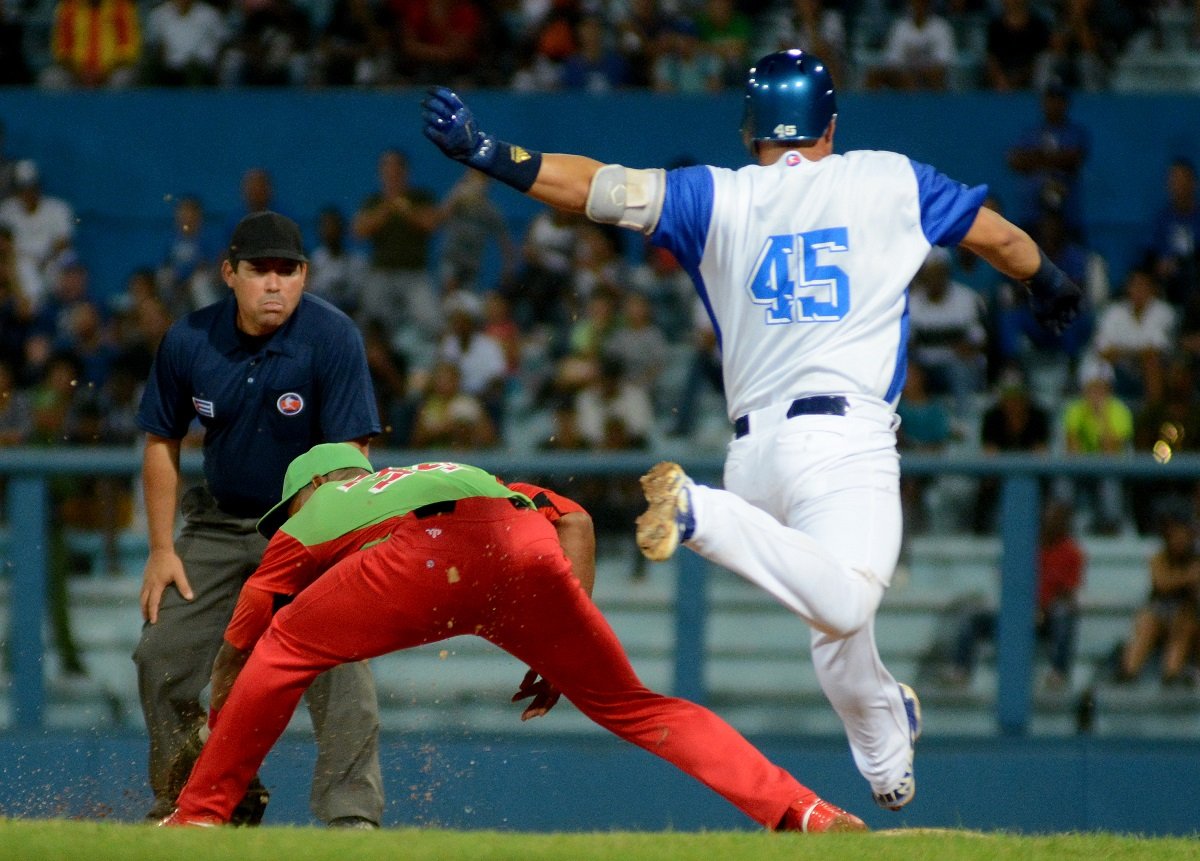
636;462;695;562
873;683;922;811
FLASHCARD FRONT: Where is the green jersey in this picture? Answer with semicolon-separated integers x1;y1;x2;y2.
281;461;532;548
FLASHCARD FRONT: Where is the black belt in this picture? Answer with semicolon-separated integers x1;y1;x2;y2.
411;496;529;519
734;395;850;439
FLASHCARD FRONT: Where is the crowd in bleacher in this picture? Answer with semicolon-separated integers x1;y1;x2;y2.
2;72;1200;546
0;0;1195;93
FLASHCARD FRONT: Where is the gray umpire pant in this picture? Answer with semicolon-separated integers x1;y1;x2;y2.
133;486;384;823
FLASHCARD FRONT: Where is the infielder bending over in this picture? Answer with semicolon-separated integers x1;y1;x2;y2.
420;50;1080;811
165;444;866;832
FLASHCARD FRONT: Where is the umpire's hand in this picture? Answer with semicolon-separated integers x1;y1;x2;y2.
141;548;194;623
511;668;561;721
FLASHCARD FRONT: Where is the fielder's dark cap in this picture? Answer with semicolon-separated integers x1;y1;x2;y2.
227;211;308;265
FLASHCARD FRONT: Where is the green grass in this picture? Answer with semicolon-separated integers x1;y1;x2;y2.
1;821;1198;861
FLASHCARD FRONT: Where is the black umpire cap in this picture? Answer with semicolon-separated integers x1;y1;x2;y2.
227;211;308;265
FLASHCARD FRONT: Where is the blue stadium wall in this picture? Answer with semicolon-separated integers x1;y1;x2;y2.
2;90;1200;835
0;88;1195;301
2;731;1199;834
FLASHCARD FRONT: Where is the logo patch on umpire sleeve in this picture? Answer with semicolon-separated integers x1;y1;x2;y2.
192;397;214;418
276;392;304;415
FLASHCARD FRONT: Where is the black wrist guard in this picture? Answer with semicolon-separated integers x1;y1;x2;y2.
1024;248;1070;300
476;139;543;193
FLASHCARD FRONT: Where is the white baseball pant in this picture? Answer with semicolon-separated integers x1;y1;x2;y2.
683;396;912;797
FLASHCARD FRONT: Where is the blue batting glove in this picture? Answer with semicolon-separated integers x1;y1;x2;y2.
421;86;497;169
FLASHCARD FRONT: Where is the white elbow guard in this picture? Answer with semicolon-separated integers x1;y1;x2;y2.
585;164;666;234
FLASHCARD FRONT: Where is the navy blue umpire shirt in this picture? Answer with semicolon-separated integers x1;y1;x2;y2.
137;292;381;519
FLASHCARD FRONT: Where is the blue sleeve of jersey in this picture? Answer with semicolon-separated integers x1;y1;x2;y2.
909;160;989;247
136;326;195;439
314;318;382;441
650;165;715;271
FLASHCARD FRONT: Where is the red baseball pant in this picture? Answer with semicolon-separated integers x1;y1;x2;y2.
176;497;814;826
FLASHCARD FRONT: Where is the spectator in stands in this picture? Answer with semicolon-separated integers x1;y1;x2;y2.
436;171;515;295
1131;358;1200;533
1035;0;1110;91
114;292;170;383
571;223;625;308
436;290;508;432
223;0;312;86
667;294;722;439
158;195;221;318
507;205;580;334
1059;357;1133;534
361;318;412;446
0;160;74;309
755;0;847;88
696;0;752;88
26;259;91;385
1091;267;1175;405
865;0;957;91
1117;510;1200;686
0;0;33;85
944;498;1086;690
539;392;589;452
306;205;367;315
628;242;694;342
895;360;953;534
223;167;287;239
561;15;630;91
1144;157;1200;310
971;366;1051;534
393;0;485;86
604;290;669;400
612;0;670;87
408;359;496;449
352;148;441;342
26;350;89;675
985;0;1052;91
906;247;987;422
316;0;391;86
1006;80;1091;236
61;299;117;391
43;0;142;89
143;0;228;86
652;17;721;93
481;290;522;378
0;225;35;375
0;357;31;444
576;354;654;450
554;287;622;396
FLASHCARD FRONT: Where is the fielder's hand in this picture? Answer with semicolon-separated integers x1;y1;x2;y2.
511;668;561;721
421;87;497;170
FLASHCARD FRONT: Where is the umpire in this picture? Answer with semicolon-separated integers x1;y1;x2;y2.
133;211;385;827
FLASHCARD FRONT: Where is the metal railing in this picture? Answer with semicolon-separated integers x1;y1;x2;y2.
5;447;1200;735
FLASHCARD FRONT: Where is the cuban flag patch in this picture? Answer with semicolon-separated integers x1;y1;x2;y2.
192;397;215;418
277;392;305;416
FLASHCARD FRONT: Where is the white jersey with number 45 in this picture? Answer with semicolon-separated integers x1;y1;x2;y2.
649;150;987;421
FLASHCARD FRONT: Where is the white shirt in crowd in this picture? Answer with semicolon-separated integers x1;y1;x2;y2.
146;0;228;70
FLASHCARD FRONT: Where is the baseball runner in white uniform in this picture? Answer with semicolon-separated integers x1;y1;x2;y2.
421;50;1081;812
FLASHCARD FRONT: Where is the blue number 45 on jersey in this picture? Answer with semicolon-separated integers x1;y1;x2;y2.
746;227;850;324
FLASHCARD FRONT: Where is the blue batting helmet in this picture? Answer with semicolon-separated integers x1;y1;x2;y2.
741;50;837;145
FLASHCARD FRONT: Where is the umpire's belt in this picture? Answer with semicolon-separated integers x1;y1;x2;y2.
734;395;849;439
